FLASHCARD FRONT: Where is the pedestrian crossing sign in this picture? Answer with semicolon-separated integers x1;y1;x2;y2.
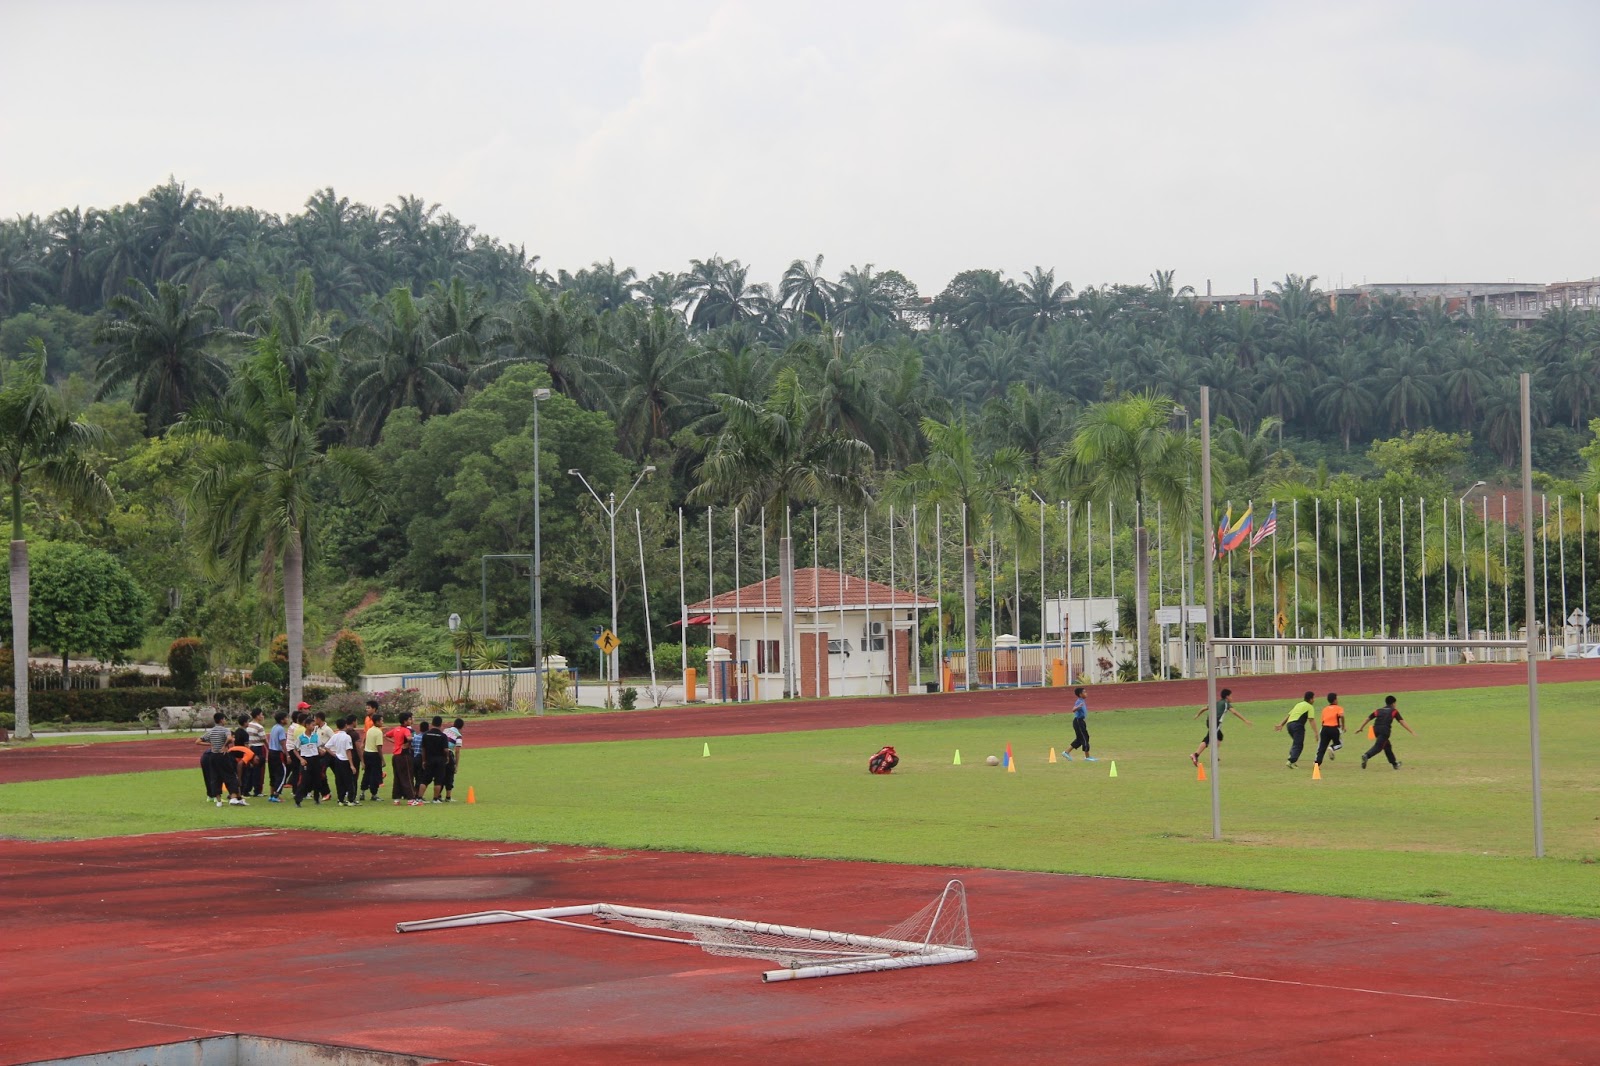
597;629;620;655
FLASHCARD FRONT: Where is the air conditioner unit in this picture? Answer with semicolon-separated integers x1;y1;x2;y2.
870;621;886;637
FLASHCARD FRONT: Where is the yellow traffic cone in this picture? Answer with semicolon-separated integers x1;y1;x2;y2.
1049;748;1057;764
1312;763;1322;781
1109;761;1118;778
953;749;962;765
703;742;711;758
1007;758;1016;773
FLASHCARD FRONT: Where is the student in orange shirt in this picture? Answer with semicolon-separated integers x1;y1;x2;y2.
1313;693;1345;768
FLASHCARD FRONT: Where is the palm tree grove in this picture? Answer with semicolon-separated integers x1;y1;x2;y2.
2;179;1599;737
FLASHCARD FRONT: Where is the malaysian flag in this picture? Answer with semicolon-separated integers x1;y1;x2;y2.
1250;504;1278;548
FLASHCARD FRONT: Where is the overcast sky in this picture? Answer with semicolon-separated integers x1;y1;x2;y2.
4;1;1598;297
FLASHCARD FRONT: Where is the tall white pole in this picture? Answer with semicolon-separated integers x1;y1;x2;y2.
1200;386;1221;841
1377;498;1385;637
912;505;921;691
1399;498;1408;639
1039;496;1047;684
1520;373;1544;858
734;508;742;700
636;509;657;698
1541;494;1551;657
935;504;944;686
813;508;822;697
708;508;715;698
678;509;687;686
1355;498;1364;638
1557;495;1568;646
889;505;897;696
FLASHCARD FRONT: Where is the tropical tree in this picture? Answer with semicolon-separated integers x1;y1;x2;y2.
0;541;149;676
95;279;228;432
0;342;111;738
1047;392;1194;680
342;286;464;442
691;368;873;697
888;418;1027;690
177;337;385;712
778;255;835;325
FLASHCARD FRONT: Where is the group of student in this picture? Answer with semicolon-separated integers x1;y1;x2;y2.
1058;684;1415;773
1183;687;1414;770
195;699;467;807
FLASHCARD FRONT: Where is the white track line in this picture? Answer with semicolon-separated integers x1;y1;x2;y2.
1100;962;1600;1019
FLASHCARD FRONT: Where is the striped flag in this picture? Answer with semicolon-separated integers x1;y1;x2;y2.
1250;504;1278;548
1220;505;1253;553
1210;506;1230;560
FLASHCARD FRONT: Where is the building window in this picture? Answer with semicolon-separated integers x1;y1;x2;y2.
756;640;780;673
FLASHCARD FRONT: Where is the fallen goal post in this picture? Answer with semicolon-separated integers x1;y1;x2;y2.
396;878;976;983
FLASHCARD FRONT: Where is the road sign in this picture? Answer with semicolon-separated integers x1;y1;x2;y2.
1275;611;1289;635
448;613;461;632
598;629;620;655
1569;609;1589;628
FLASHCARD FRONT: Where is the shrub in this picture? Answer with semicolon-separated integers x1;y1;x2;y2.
167;638;208;691
268;634;308;672
243;684;282;711
315;690;372;721
618;686;638;710
21;687;257;725
330;630;366;690
367;688;423;720
654;642;709;676
542;670;577;710
251;661;285;687
110;668;154;688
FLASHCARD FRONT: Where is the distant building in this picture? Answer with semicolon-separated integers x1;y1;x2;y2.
1190;276;1600;326
684;566;935;700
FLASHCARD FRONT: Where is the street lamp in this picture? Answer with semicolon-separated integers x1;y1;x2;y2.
531;387;551;715
569;464;656;687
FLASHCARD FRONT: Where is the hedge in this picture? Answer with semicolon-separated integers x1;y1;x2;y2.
0;683;344;728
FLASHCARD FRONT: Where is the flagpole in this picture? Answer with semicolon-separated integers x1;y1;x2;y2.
1377;497;1386;641
1355;498;1364;639
1399;498;1408;642
1248;500;1257;645
912;504;921;692
1200;386;1222;842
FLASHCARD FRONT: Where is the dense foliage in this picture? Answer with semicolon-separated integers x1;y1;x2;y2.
2;179;1598;684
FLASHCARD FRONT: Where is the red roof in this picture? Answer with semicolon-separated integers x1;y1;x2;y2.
686;567;936;613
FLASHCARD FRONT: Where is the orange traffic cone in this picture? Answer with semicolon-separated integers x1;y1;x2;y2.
1368;725;1376;740
466;786;477;804
1312;763;1322;781
1196;761;1206;781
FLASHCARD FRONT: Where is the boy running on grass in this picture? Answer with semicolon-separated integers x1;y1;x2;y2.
1275;691;1316;769
1357;696;1415;769
1191;688;1250;766
1063;687;1097;761
1313;693;1345;767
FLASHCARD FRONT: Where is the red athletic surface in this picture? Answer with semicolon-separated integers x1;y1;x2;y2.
2;832;1599;1065
3;659;1596;785
3;661;1598;1064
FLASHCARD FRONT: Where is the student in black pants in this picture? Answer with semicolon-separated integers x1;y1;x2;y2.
1358;696;1416;769
1313;693;1345;767
1275;691;1316;769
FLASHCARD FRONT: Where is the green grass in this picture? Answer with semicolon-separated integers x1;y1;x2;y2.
3;682;1598;916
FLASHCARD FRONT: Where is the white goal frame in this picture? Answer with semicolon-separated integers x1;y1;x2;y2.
396;879;976;983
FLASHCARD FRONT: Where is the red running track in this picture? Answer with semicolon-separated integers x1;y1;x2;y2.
3;659;1596;785
1;831;1597;1065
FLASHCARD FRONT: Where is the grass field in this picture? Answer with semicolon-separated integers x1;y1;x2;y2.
3;682;1597;916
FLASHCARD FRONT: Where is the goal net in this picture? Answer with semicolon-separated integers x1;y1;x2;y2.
396;878;975;982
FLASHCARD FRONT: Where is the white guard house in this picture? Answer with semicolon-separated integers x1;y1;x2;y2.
685;567;937;700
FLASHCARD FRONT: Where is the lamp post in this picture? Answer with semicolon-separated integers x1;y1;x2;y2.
531;387;550;715
569;465;656;687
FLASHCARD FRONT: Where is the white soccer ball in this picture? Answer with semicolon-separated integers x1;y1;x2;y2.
985;755;1000;766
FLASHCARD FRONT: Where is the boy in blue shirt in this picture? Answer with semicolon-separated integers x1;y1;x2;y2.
1064;687;1097;761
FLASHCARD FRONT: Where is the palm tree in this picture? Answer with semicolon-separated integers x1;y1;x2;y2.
95;279;228;432
0;342;110;739
1313;345;1377;450
888;418;1027;691
342;287;464;442
1047;392;1194;681
779;255;835;325
691;368;873;697
177;337;384;712
490;286;602;402
611;305;703;457
1016;267;1072;338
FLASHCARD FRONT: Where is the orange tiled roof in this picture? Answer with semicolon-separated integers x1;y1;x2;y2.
686;567;936;613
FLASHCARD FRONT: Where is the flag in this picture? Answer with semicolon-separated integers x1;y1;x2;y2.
1210;507;1230;560
1220;505;1253;552
1250;504;1278;548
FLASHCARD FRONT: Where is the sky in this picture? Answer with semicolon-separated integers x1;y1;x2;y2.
3;0;1599;298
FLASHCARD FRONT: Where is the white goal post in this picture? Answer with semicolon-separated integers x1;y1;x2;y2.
396;878;976;983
